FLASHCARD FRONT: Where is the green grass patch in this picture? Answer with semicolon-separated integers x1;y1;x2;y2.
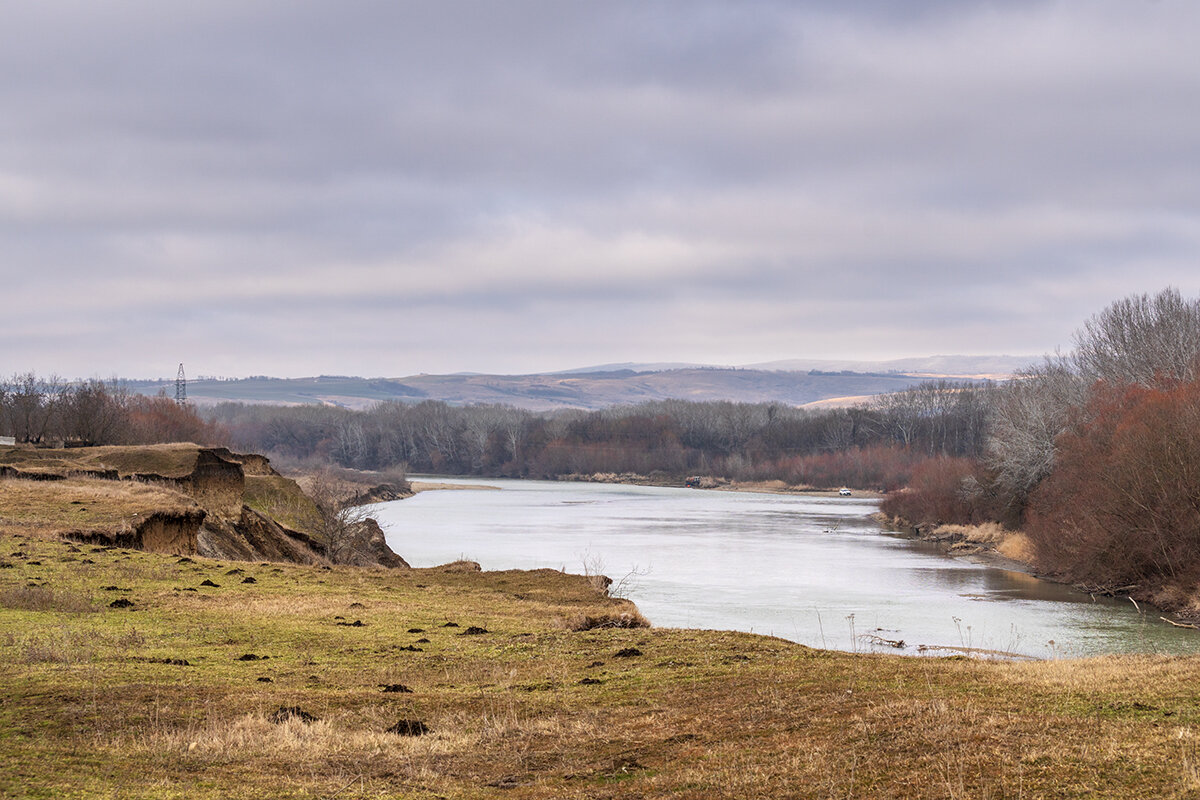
4;533;1200;798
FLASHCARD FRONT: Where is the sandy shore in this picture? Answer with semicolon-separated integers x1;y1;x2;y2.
409;480;500;493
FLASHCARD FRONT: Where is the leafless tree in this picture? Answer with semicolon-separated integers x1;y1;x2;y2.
2;372;65;443
1072;287;1200;387
983;357;1086;517
305;470;370;564
60;378;130;445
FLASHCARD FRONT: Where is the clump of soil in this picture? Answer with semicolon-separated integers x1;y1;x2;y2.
441;622;459;628
336;620;365;627
199;579;219;587
268;706;317;724
242;576;257;584
458;626;487;636
380;684;414;693
386;719;429;736
257;677;272;683
564;611;650;631
109;598;134;609
238;653;268;661
579;677;603;685
415;637;430;643
397;645;423;652
614;647;643;658
407;628;424;633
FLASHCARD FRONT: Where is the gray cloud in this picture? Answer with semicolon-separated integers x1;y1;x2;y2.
2;1;1199;379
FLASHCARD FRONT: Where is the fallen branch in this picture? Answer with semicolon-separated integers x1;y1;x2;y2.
861;633;905;649
1160;616;1199;630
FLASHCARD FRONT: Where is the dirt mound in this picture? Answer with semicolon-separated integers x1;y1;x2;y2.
333;518;410;569
197;508;326;566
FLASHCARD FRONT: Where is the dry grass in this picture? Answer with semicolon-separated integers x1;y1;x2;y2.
242;475;322;536
930;521;1003;545
75;443;205;478
0;583;98;613
931;522;1039;567
5;535;1200;798
997;530;1036;563
0;477;199;538
0;443;207;479
556;609;650;631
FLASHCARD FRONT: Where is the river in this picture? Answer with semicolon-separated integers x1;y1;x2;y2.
369;477;1200;659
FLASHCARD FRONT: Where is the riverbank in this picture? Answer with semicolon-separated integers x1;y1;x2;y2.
410;480;500;493
881;513;1200;628
879;516;1038;567
6;534;1200;798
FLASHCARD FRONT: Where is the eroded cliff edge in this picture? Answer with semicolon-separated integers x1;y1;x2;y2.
0;443;408;568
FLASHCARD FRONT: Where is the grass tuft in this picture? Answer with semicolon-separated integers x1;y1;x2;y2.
558;610;651;631
0;583;98;613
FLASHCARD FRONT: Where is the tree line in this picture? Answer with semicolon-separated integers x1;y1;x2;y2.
205;381;992;491
2;369;996;493
0;374;224;446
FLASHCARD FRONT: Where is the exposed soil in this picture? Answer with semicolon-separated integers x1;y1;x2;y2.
386;719;429;736
268;706;317;724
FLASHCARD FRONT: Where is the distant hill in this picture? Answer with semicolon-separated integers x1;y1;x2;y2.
742;355;1037;377
127;355;1032;411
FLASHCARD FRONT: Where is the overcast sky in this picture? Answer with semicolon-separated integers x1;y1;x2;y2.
3;1;1199;379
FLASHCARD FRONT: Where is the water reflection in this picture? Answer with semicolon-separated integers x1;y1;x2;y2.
372;477;1200;659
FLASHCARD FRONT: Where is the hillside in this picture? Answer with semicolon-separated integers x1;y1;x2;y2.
0;443;408;569
126;357;1031;411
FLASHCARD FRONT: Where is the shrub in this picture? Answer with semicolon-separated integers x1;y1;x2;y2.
1025;379;1200;588
879;456;979;527
558;610;650;631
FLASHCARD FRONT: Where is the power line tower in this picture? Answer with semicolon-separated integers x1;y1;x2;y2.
175;363;187;405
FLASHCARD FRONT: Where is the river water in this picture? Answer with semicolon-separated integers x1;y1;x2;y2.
370;477;1200;659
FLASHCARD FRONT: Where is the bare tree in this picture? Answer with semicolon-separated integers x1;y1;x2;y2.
984;358;1086;518
305;470;370;564
1073;287;1200;387
2;372;65;443
60;378;130;445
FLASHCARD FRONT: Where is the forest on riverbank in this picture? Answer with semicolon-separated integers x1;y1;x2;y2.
7;288;1200;609
883;288;1200;614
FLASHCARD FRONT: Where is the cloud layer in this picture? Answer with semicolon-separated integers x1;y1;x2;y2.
3;1;1198;378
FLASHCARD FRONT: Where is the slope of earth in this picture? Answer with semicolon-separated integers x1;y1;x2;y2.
4;535;1200;799
0;444;404;569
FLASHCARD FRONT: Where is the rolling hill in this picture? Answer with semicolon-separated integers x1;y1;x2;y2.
127;355;1034;411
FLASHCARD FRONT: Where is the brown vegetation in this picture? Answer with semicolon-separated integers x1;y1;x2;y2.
5;535;1200;798
1026;379;1200;600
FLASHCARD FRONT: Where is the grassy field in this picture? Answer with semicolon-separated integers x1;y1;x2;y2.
5;533;1200;798
0;478;201;537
